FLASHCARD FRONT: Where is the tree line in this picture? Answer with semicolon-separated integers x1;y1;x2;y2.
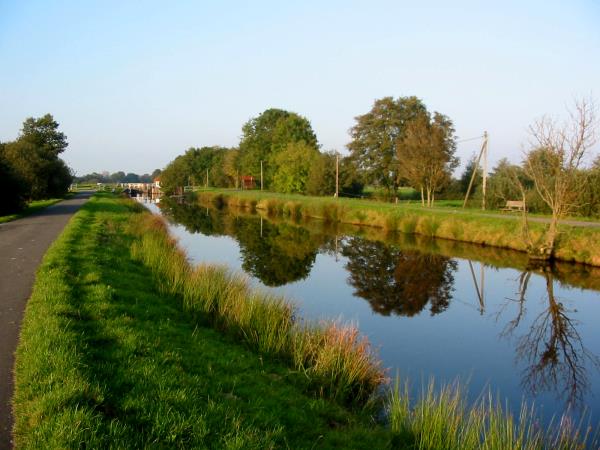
157;95;599;222
0;114;72;215
160;97;459;201
74;169;162;185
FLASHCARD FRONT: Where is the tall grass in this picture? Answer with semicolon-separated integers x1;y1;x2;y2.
388;378;596;449
130;209;596;448
129;213;386;405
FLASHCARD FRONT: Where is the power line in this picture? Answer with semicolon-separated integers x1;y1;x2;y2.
456;135;485;144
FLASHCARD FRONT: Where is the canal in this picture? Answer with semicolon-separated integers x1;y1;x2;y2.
145;196;600;425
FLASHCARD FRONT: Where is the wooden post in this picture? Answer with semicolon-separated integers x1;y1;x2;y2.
335;152;339;198
482;131;488;210
206;169;209;188
462;132;487;209
260;160;263;191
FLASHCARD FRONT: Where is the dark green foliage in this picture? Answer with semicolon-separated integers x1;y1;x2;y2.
307;151;337;196
2;114;72;200
238;108;318;188
160;146;235;193
348;96;427;192
339;156;365;197
0;143;27;214
460;153;482;194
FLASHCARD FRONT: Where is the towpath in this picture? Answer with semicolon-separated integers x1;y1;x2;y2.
0;192;92;449
421;207;600;228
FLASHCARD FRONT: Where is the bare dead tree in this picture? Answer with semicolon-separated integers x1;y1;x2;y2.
522;97;598;259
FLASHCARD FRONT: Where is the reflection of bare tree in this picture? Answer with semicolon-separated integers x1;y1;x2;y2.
501;266;600;410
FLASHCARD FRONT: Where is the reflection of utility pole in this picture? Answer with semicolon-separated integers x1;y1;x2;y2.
260;160;264;191
468;260;485;314
463;131;489;209
335;235;339;262
335;152;339;198
260;216;263;238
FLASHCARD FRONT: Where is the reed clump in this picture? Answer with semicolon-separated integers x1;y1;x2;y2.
129;213;385;405
388;378;595;450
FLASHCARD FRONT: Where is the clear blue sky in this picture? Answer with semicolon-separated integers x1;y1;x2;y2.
1;0;599;176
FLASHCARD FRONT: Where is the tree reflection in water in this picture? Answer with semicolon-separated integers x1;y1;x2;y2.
500;266;600;411
234;219;321;287
341;237;457;316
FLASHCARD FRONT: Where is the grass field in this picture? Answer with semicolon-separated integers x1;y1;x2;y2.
193;189;600;267
13;193;595;448
0;197;71;224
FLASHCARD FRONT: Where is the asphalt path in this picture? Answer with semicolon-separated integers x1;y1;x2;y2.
0;192;92;449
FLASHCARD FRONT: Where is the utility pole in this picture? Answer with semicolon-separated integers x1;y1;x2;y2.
260;160;263;191
335;152;339;198
462;131;489;209
481;131;488;210
206;169;209;188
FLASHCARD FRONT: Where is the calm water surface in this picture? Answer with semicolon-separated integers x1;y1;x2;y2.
145;197;600;426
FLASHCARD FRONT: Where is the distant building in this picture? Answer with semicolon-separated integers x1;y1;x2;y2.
241;175;255;189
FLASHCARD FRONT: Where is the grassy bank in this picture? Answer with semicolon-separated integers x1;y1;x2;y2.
194;189;600;267
13;193;389;448
0;197;70;224
14;193;595;448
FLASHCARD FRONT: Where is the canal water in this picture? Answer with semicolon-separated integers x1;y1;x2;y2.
145;196;600;425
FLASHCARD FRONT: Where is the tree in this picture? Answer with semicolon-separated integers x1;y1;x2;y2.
271;141;320;194
396;111;458;206
460;153;482;194
123;172;140;183
521;97;598;259
3;114;72;199
159;146;235;193
0;143;27;214
110;171;126;183
222;148;240;188
347;96;427;193
238;108;318;188
306;151;336;196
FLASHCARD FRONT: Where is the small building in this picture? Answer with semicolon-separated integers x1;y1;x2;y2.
241;175;255;189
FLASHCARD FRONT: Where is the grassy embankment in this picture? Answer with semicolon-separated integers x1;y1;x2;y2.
14;193;595;449
0;196;71;224
195;189;600;267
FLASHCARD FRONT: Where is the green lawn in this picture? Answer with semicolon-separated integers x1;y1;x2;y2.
13;194;390;449
0;197;71;224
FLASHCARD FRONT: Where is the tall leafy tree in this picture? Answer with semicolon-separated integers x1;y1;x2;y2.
3;114;72;199
347;96;427;192
396;111;458;206
0;143;27;214
238;108;318;188
271;141;320;194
